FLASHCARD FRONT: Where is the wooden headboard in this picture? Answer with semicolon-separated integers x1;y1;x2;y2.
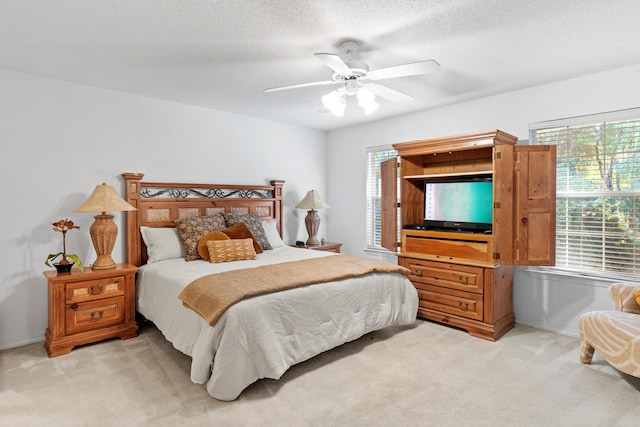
122;173;285;267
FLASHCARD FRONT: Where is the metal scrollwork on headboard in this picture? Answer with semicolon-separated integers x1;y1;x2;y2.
140;187;273;199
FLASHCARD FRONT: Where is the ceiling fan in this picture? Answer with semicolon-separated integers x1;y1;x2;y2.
264;40;440;117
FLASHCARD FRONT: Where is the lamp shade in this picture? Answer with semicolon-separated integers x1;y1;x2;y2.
295;190;329;210
73;183;136;213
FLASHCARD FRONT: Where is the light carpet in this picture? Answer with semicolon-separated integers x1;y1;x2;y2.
1;320;638;426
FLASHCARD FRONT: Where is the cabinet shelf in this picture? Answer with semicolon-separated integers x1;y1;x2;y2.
404;170;493;180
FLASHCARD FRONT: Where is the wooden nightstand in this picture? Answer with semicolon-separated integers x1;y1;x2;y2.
292;242;342;253
43;263;138;357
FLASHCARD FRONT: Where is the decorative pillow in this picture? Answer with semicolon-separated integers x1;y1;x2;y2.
140;226;186;263
207;238;257;263
219;222;263;254
261;218;285;248
636;287;640;307
197;230;230;261
223;213;272;250
173;214;226;261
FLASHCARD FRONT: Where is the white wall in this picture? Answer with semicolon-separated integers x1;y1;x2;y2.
3;63;639;350
0;69;328;350
326;63;640;337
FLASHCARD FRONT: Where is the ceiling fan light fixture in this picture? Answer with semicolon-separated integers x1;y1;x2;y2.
266;40;438;119
357;86;378;115
321;90;346;117
356;87;375;108
364;101;379;116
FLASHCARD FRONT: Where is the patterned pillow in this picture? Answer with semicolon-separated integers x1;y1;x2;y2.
173;214;226;261
219;222;263;254
197;230;230;261
222;213;272;250
207;238;257;263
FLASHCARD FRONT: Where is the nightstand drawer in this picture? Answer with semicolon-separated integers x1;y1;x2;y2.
65;276;125;304
65;297;125;335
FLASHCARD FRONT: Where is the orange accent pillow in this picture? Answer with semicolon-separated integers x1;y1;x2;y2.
207;238;256;263
636;287;640;307
197;231;230;261
219;222;263;254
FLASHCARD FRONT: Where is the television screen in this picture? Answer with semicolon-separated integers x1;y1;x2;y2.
424;177;493;232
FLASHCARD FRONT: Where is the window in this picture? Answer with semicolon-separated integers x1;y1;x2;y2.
366;146;397;249
530;108;640;276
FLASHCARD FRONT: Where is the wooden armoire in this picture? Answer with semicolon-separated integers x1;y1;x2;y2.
382;130;556;340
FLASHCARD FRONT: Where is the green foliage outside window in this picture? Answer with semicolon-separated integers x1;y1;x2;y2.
533;117;639;274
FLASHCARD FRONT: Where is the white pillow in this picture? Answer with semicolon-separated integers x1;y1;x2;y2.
140;226;186;263
261;218;285;248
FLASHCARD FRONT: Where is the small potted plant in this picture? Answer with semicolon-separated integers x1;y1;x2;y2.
45;219;84;273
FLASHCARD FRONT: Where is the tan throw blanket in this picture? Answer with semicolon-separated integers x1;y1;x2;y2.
178;254;410;326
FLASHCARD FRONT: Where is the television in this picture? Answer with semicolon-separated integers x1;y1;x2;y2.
423;175;493;233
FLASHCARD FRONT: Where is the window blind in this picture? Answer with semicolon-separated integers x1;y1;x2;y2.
530;108;640;275
366;146;397;249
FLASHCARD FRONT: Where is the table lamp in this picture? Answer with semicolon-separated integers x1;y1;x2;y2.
295;190;329;247
73;183;136;270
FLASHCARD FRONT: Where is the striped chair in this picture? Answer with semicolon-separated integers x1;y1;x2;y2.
579;283;640;385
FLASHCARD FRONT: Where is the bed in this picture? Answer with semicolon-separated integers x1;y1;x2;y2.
122;173;418;401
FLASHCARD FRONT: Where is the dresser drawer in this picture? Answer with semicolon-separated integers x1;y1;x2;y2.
65;276;126;304
404;259;484;294
403;234;490;262
65;297;125;335
415;284;483;321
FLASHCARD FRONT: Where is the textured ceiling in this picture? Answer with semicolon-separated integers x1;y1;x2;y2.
1;1;640;131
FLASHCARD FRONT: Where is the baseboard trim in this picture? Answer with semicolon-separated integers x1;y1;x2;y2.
0;335;44;351
515;319;579;338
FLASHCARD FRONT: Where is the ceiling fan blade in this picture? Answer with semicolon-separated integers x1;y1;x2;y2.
264;80;338;93
314;53;352;75
364;82;414;104
368;59;440;81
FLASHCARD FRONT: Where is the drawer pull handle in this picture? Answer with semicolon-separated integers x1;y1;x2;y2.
89;284;103;295
458;275;469;284
90;310;104;320
414;268;423;277
417;292;422;300
458;300;469;310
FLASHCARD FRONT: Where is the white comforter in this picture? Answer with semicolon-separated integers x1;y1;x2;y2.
137;246;418;401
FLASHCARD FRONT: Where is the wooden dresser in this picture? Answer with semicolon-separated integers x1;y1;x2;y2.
44;263;138;357
382;130;556;340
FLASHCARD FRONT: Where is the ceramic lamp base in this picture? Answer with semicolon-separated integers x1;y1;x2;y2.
89;213;118;270
304;209;321;247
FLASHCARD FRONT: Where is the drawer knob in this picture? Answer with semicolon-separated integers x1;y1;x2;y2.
458;274;469;284
414;268;423;277
89;284;103;295
458;300;469;310
90;310;104;321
